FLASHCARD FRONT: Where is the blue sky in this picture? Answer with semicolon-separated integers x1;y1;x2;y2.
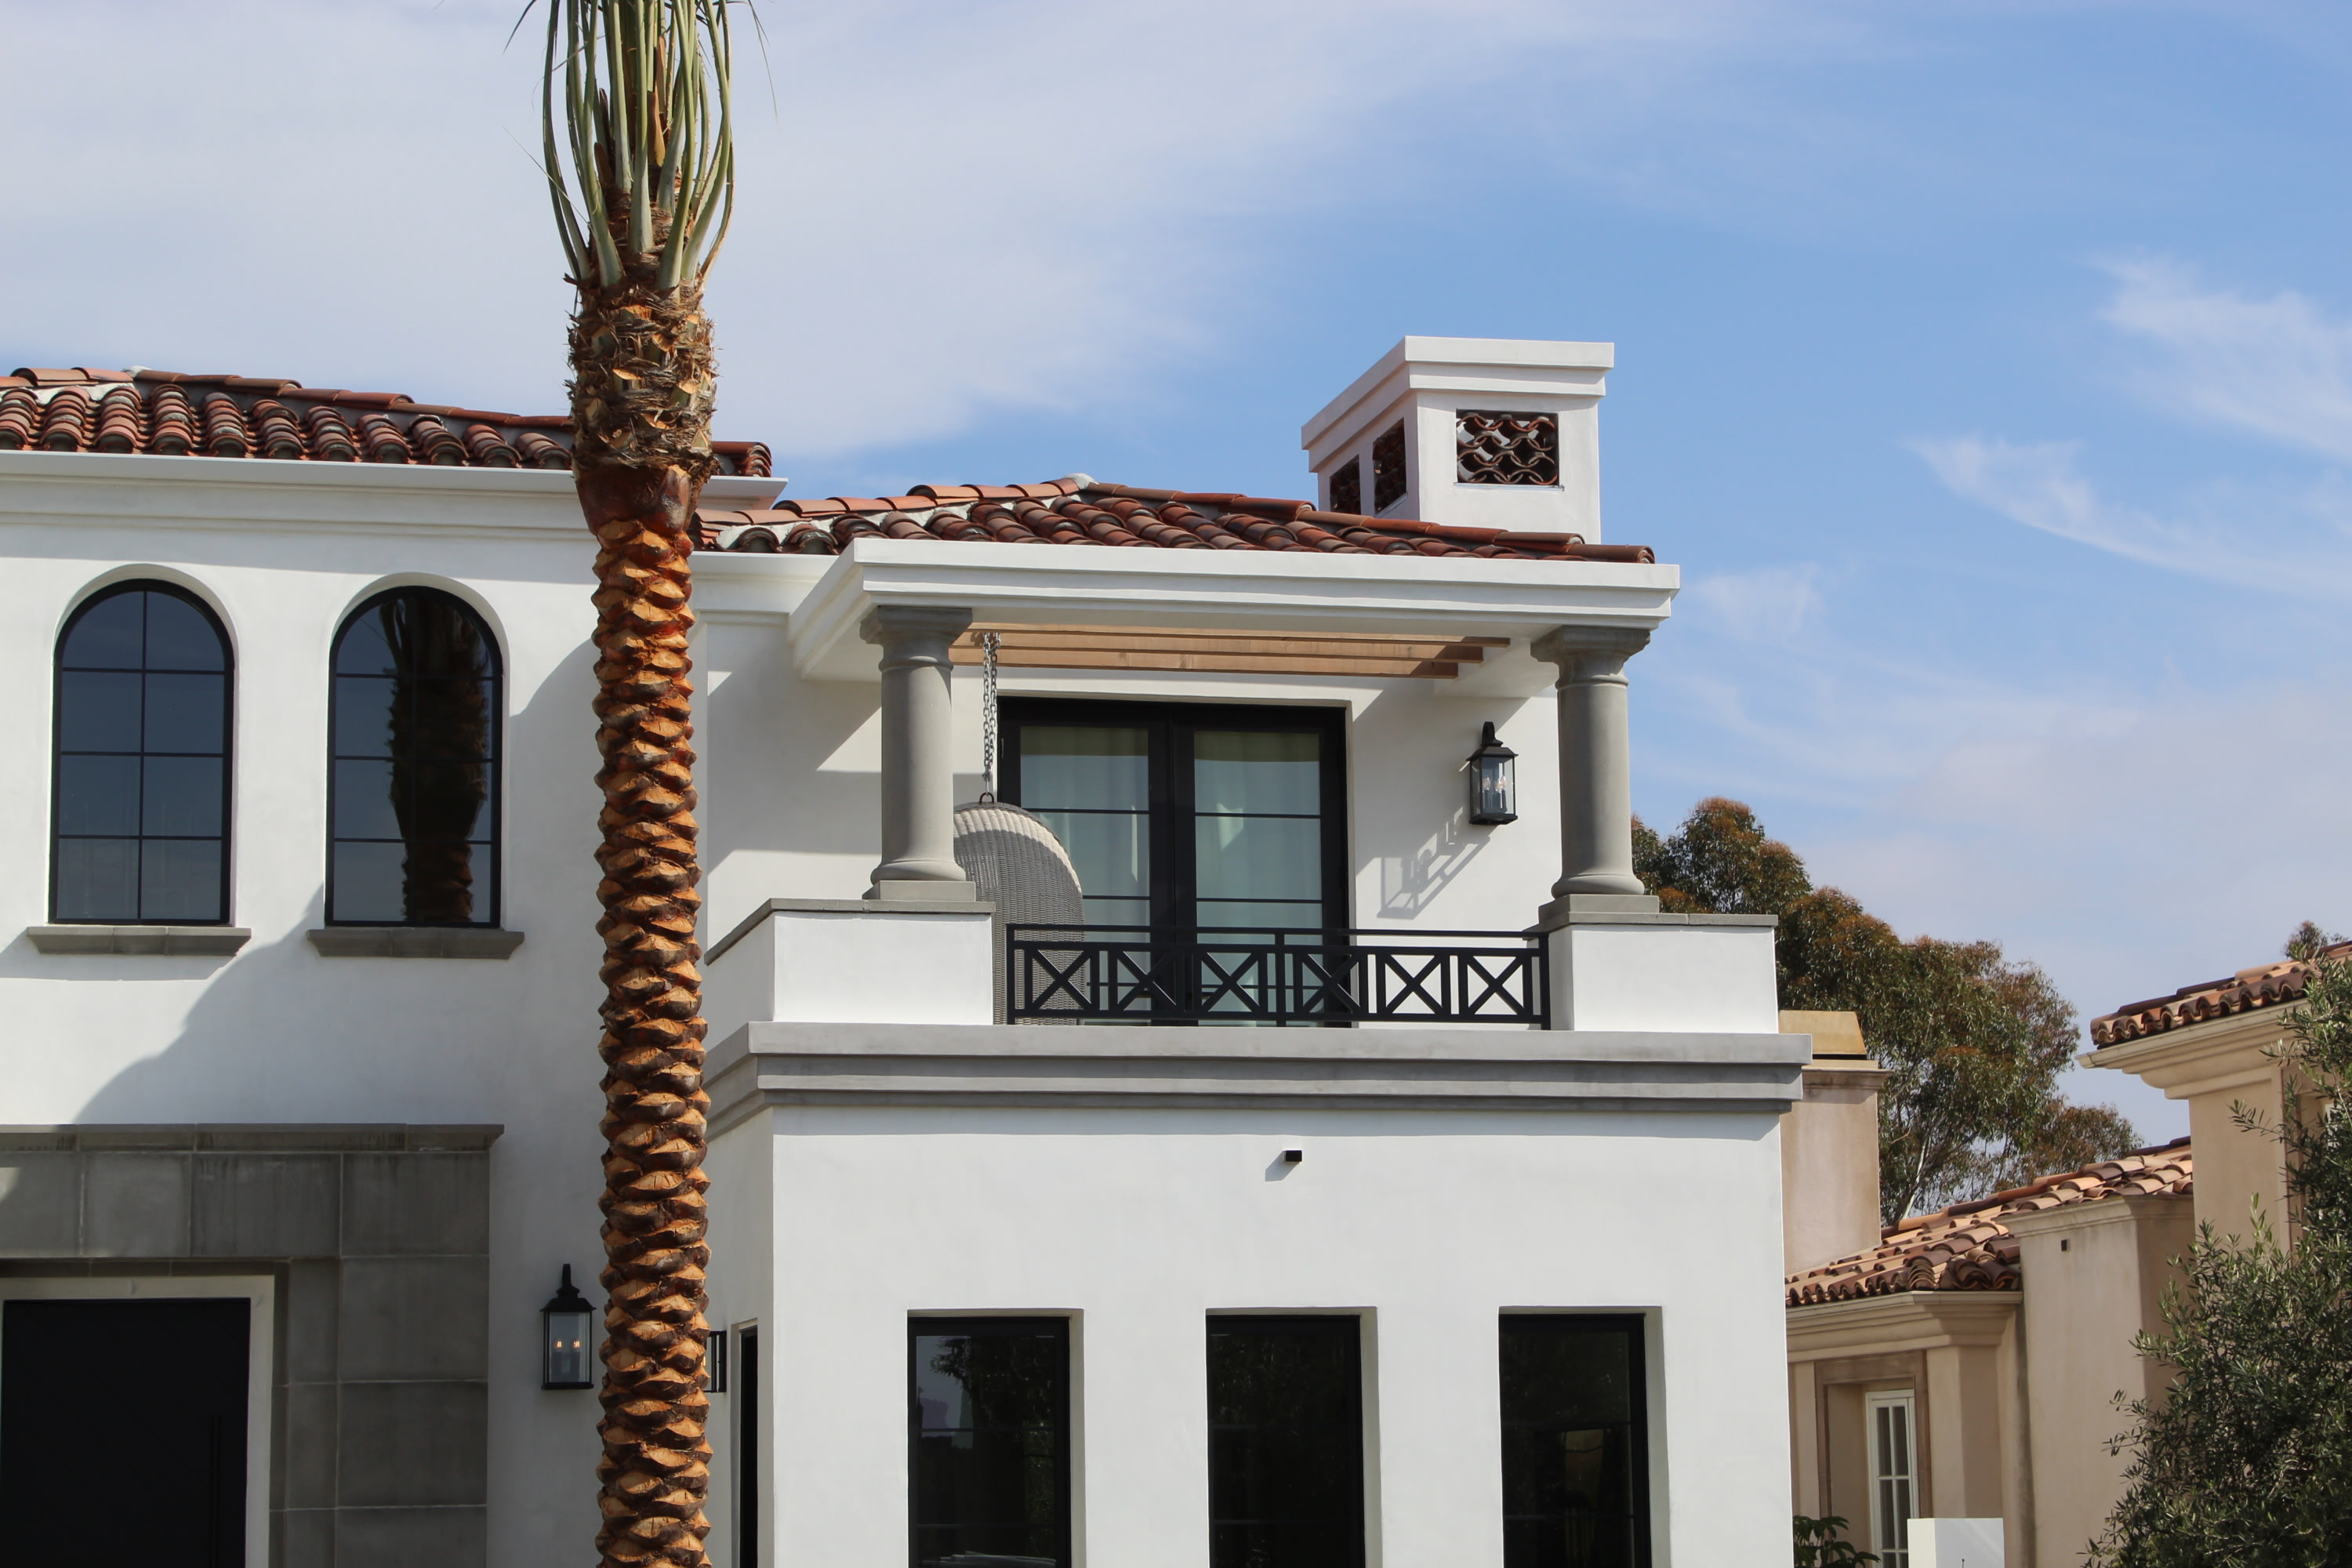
12;0;2352;1135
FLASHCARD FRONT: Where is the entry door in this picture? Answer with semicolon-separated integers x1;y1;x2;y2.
2;1297;249;1566
1001;699;1347;933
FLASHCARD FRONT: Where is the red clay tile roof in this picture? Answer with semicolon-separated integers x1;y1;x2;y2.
1784;1138;2193;1307
0;365;771;477
695;477;1654;564
2089;940;2352;1047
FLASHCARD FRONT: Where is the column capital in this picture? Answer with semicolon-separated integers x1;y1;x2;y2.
1530;623;1652;671
859;604;974;647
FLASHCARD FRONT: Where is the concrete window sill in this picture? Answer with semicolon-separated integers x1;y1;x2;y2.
26;925;252;956
307;927;525;960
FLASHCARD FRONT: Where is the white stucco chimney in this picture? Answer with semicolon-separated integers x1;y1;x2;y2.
1299;336;1613;540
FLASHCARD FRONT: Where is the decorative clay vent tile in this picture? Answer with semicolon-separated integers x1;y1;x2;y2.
1457;409;1559;486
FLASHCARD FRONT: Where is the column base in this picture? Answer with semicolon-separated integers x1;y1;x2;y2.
1534;891;1661;929
866;879;981;903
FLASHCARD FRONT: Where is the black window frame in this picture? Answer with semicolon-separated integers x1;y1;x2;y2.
1207;1312;1368;1568
1498;1313;1653;1568
325;586;504;928
999;699;1349;935
49;580;236;926
907;1314;1073;1568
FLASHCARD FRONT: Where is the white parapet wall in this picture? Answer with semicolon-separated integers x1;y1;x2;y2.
701;898;996;1036
1544;912;1783;1033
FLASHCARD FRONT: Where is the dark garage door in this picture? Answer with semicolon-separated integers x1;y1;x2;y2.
2;1296;249;1566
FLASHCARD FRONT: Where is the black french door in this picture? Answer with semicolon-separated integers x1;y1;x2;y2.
1000;699;1348;935
2;1296;249;1566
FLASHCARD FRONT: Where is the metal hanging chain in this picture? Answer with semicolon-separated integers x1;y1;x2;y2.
978;630;1002;804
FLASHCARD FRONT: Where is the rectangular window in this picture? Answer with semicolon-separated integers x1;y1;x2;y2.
1499;1315;1650;1568
735;1325;758;1568
1207;1316;1366;1568
910;1317;1071;1568
1867;1390;1917;1568
1003;700;1346;935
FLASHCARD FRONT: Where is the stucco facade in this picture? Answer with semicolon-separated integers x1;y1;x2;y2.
0;339;1803;1566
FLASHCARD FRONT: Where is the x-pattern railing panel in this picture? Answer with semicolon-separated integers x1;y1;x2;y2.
1005;926;1548;1026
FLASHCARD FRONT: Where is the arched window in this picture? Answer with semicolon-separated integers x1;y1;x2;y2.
53;583;234;924
328;589;502;926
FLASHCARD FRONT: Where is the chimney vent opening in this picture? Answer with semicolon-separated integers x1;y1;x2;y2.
1329;456;1362;517
1371;420;1408;513
1457;410;1559;487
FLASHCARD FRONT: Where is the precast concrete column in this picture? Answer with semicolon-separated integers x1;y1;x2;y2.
1531;625;1655;924
860;605;978;901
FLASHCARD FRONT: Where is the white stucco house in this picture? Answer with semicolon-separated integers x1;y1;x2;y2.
0;338;1802;1568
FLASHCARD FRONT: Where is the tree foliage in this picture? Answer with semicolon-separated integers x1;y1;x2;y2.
2092;946;2352;1567
1635;797;2137;1222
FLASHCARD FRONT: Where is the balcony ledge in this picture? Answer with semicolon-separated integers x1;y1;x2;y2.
707;1019;1809;1131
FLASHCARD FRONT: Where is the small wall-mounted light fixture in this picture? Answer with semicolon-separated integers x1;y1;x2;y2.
1282;1149;1305;1165
541;1265;596;1390
707;1327;730;1393
1466;722;1519;825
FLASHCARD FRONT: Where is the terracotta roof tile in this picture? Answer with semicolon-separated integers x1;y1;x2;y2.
0;365;773;477
1785;1138;2193;1307
697;477;1656;564
2089;939;2352;1047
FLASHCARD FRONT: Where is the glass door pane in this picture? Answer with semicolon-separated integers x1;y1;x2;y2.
1207;1316;1365;1568
1867;1392;1917;1568
1499;1316;1648;1568
910;1318;1070;1567
1192;729;1326;931
1013;723;1152;928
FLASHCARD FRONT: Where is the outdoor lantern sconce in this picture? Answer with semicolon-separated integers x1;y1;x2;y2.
1466;722;1518;825
542;1265;595;1390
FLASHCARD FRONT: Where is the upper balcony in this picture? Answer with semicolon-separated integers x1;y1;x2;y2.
692;506;1781;1059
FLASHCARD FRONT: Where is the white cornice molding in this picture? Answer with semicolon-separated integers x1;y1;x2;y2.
0;450;777;544
1786;1290;2019;1358
0;448;583;541
1301;336;1617;456
705;1019;1805;1129
760;537;1678;688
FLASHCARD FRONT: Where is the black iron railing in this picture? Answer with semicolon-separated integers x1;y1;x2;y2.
1004;924;1548;1027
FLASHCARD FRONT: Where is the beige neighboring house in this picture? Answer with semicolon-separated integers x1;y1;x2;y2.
1777;946;2319;1568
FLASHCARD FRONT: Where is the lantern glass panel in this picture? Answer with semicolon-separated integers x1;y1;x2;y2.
1475;753;1516;822
544;1308;593;1388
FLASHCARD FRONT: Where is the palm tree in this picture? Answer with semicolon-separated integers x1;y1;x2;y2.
539;4;736;1563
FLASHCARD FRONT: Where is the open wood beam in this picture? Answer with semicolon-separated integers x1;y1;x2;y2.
948;625;1506;679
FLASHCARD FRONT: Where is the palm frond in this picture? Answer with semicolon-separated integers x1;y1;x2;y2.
538;0;737;291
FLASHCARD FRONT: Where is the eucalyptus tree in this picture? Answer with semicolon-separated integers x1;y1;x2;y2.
1635;797;2138;1221
539;4;736;1563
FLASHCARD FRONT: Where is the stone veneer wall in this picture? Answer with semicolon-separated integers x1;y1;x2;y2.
0;1123;501;1568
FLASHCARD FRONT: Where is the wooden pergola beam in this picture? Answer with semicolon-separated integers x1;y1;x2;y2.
948;625;1506;679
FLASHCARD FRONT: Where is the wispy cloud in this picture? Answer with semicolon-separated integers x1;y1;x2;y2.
1911;433;2352;595
2100;256;2352;462
0;0;1870;461
1679;564;1824;645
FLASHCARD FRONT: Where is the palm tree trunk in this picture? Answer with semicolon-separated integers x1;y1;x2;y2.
575;274;717;1568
